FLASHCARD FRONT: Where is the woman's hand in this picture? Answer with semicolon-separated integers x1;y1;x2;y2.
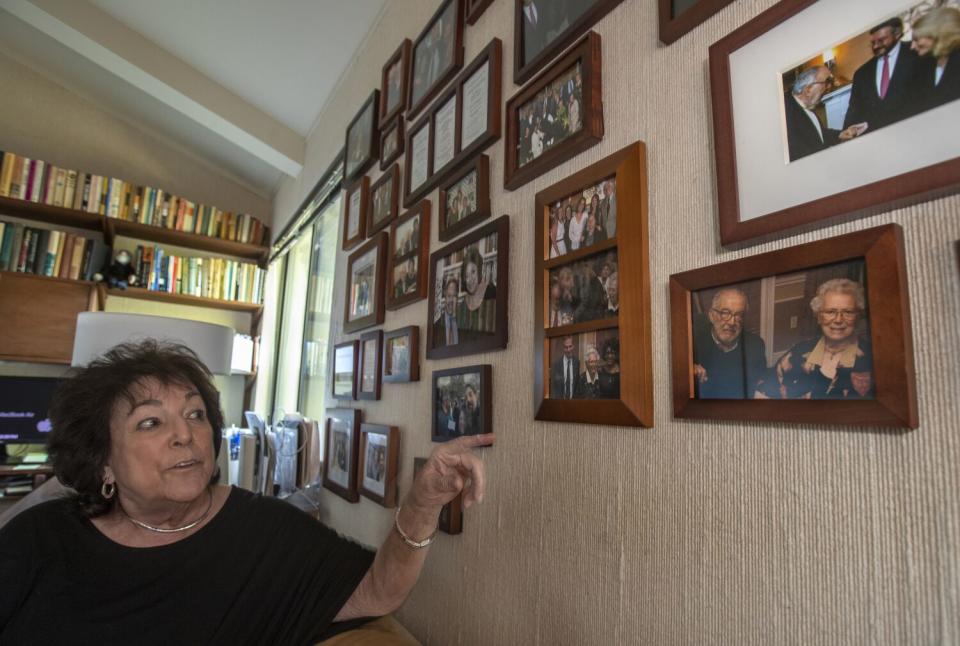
408;434;494;513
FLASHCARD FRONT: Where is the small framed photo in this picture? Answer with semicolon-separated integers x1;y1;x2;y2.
404;115;433;205
323;408;362;503
344;232;387;334
408;0;465;119
358;329;383;401
669;224;918;428
331;340;359;400
431;364;492;442
427;215;509;359
342;176;369;251
386;200;431;310
710;0;960;246
414;457;462;534
466;0;495;25
359;423;399;507
367;163;399;236
383;326;420;383
505;31;603;191
658;0;735;45
380;115;405;170
343;89;380;183
439;154;490;242
380;39;411;125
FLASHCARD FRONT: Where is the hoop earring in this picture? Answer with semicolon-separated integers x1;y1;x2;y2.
101;481;116;499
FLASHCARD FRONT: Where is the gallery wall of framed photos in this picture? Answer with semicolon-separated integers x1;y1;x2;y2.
269;0;960;642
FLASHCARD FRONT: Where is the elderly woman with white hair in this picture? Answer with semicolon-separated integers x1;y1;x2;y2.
760;278;873;400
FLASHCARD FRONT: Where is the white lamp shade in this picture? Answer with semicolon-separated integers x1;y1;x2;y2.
72;312;235;375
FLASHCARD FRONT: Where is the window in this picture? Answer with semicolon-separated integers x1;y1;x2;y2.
272;230;313;416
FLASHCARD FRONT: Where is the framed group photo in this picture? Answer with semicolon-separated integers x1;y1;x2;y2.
331;340;358;400
432;364;492;442
359;423;399;507
323;408;362;502
358;329;383;401
344;89;380;183
386;200;431;310
414;457;463;534
439;154;490;242
343;232;387;334
408;0;465;118
342;176;369;251
383;326;420;383
669;224;918;428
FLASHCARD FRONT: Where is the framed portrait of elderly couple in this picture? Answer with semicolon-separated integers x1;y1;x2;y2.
711;0;960;246
669;224;918;428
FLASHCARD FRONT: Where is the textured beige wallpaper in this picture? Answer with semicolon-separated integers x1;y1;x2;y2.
273;0;960;643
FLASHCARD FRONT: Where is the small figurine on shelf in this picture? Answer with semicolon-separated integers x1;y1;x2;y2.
94;249;137;289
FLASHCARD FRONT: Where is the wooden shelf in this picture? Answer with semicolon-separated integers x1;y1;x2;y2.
0;195;102;232
0;270;93;288
107;286;263;313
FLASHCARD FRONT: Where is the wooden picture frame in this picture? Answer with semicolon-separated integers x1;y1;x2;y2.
414;457;463;533
710;0;960;247
380;39;411;125
408;0;465;120
427;215;509;359
331;340;359;400
380;115;405;171
505;31;603;191
658;0;735;45
466;0;495;25
431;364;492;442
343;89;380;183
322;407;362;502
513;0;623;85
439;154;490;242
342;176;369;251
343;232;387;334
404;114;433;207
358;423;399;507
383;326;421;383
535;142;652;427
386;200;431;310
669;224;918;428
358;329;383;401
367;163;400;236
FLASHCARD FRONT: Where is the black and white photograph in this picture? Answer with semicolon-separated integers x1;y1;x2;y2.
548;328;620;400
548;175;616;258
547;249;619;327
432;365;492;442
517;62;583;168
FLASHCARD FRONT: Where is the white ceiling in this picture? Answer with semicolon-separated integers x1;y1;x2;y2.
0;0;389;196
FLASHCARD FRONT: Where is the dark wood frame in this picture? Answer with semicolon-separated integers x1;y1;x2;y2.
430;89;460;181
414;457;463;533
331;340;359;400
407;0;465;120
534;142;653;427
504;31;603;191
386;200;431;310
343;89;380;183
439;154;490;242
379;115;405;171
343;232;387;334
403;38;502;208
426;215;510;359
658;0;735;45
358;329;383;401
669;224;918;428
431;364;492;441
380;39;411;125
383;326;421;382
513;0;623;85
367;163;400;236
710;0;960;247
404;114;433;207
358;423;399;506
322;407;362;502
342;176;369;251
466;0;495;24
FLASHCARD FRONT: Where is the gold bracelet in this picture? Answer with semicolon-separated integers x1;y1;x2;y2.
394;505;437;549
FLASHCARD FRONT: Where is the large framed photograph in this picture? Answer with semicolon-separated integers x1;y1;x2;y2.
505;31;603;191
358;423;399;507
380;39;411;125
331;340;359;400
535;142;653;427
439;154;490;242
669;224;918;428
658;0;736;45
322;408;362;503
414;457;463;534
342;176;369;251
343;232;387;334
432;364;492;442
408;0;465;119
710;0;960;246
386;200;431;310
358;329;383;401
513;0;624;85
383;325;421;383
380;115;405;170
343;89;380;183
367;163;399;236
427;215;509;359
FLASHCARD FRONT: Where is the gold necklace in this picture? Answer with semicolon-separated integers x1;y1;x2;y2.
118;489;213;534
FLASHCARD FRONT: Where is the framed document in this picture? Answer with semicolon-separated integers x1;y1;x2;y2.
358;329;383;401
432;93;458;173
342;176;369;251
461;59;490;149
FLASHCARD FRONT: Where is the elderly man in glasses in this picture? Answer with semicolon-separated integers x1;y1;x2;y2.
693;288;768;399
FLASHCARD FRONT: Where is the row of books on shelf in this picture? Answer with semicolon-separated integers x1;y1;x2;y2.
0;220;108;281
0;151;269;246
132;244;265;305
